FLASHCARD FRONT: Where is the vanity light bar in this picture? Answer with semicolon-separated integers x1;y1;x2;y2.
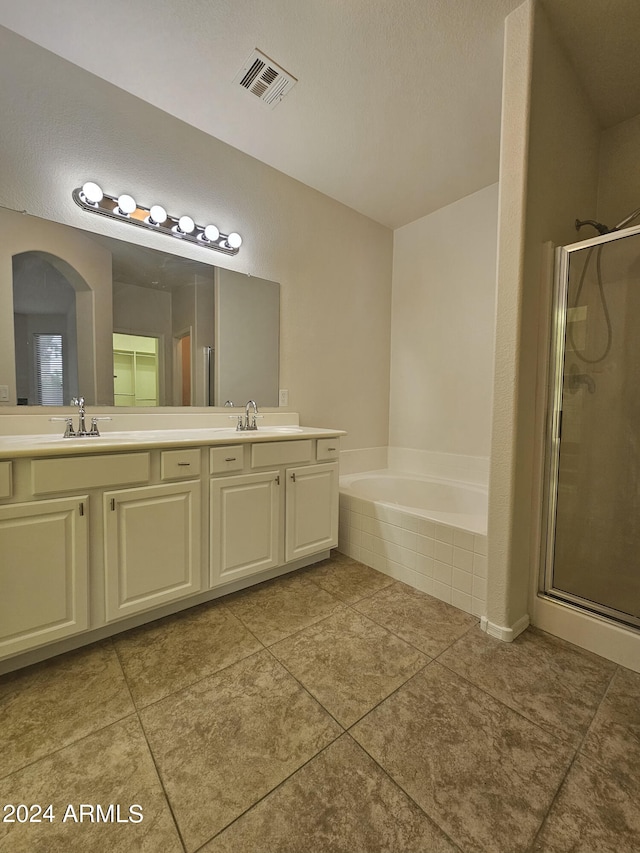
72;182;242;255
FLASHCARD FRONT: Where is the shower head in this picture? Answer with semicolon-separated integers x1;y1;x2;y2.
575;218;610;235
575;206;640;236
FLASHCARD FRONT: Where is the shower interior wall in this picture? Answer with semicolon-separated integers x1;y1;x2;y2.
491;0;640;668
555;232;640;623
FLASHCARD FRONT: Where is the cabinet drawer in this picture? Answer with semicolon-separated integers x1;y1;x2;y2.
161;449;201;480
316;438;340;461
31;452;150;495
251;440;313;469
210;445;245;474
0;461;12;499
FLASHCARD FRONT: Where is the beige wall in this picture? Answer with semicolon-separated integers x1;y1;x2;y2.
389;184;499;457
0;25;392;450
598;112;640;229
488;0;600;634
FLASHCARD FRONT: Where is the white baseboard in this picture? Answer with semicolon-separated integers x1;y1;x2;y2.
480;613;530;642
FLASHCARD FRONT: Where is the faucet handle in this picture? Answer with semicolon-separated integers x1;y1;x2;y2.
89;416;112;436
49;416;75;437
229;415;244;431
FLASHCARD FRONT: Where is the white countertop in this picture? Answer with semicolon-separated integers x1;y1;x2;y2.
0;426;346;459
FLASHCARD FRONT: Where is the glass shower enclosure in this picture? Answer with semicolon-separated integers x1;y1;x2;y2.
542;224;640;629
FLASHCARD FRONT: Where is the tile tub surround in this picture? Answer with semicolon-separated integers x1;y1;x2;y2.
339;492;488;617
1;554;638;853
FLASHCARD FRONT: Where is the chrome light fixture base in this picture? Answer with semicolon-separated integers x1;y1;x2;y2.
72;183;242;255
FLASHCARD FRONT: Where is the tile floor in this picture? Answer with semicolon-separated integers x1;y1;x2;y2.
1;552;639;853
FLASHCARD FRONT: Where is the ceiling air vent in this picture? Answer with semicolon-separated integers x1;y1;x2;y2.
234;49;297;108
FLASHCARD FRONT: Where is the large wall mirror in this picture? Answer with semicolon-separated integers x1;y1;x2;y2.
1;208;279;407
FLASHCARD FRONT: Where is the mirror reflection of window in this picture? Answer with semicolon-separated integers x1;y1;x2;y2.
34;334;64;405
12;251;80;406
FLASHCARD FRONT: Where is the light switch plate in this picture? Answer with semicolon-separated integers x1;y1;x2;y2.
0;385;9;402
279;389;289;406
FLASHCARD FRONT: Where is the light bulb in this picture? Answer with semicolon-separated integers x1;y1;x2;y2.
148;204;167;225
226;232;242;249
202;224;220;242
116;194;137;215
178;215;195;234
81;181;103;205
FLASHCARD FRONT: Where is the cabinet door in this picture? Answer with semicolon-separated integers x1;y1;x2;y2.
285;462;339;562
210;471;282;586
0;496;88;658
104;481;201;622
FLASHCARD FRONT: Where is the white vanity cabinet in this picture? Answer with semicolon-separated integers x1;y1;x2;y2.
210;470;282;585
103;479;201;622
285;461;339;562
0;426;342;671
209;441;339;587
0;495;89;657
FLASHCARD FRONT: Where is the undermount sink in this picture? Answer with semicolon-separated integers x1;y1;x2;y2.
208;426;305;436
256;426;304;434
12;433;143;444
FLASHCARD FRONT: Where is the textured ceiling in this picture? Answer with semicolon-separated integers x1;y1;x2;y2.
1;0;637;228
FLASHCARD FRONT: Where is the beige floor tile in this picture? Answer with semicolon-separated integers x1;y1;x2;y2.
580;665;640;787
353;581;476;656
352;662;573;853
224;572;345;645
140;649;341;852
271;608;428;726
439;625;616;746
304;557;394;604
201;734;458;853
0;641;134;779
532;753;640;853
0;716;182;853
114;599;262;707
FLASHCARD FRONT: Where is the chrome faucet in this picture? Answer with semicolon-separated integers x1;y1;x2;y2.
245;400;259;430
50;396;112;437
231;400;262;431
72;396;87;435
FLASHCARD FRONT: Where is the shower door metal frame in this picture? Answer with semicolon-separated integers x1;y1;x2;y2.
540;223;640;630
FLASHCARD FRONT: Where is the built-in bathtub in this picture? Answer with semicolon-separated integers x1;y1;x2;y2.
338;470;488;617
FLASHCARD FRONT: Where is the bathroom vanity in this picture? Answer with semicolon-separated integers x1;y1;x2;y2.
0;424;344;672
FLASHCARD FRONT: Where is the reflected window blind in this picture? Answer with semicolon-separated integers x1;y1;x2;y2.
34;334;64;405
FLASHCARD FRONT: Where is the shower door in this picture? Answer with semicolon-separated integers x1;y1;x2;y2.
542;225;640;629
